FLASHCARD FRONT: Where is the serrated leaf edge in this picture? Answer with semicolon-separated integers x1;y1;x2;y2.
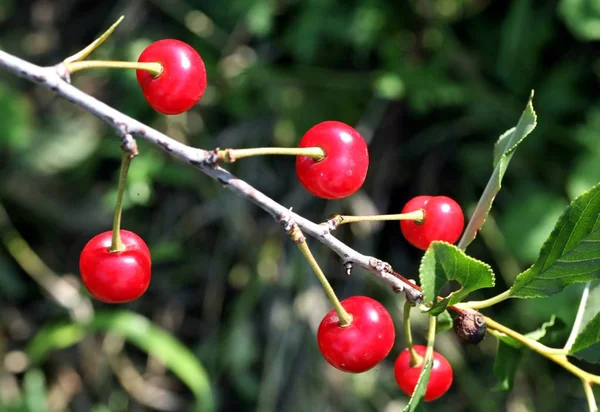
419;241;495;310
510;181;600;298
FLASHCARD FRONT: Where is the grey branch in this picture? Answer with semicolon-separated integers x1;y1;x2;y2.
0;49;423;303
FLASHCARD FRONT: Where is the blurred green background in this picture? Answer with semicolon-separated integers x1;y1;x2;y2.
1;0;600;411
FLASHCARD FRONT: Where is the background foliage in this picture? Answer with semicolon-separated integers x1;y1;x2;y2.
0;0;599;410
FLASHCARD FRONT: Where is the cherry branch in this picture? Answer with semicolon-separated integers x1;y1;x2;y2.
0;49;422;303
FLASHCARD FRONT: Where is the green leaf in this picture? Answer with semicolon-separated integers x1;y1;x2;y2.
493;316;562;390
526;315;562;341
436;310;454;333
403;322;437;412
559;0;600;41
571;281;600;339
499;186;568;262
458;93;537;249
27;311;214;412
0;83;33;151
510;182;600;298
493;92;537;170
402;358;431;412
568;283;600;363
569;312;600;363
419;242;495;314
492;341;521;391
23;117;102;175
23;369;47;412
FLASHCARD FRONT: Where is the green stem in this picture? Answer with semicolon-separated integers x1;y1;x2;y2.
333;210;425;226
457;165;501;251
426;312;437;348
295;240;352;326
583;380;598;412
64;16;125;64
459;289;511;310
65;60;163;77
217;147;325;163
485;316;600;385
404;301;422;366
110;154;132;252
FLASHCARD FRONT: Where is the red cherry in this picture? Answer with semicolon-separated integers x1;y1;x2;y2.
79;230;151;303
317;296;395;373
400;195;464;250
136;39;207;115
295;121;369;199
394;345;453;401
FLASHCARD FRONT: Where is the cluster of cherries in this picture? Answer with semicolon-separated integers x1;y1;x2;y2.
76;35;463;402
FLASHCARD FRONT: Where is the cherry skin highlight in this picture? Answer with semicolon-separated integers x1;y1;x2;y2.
394;345;453;401
137;39;207;115
317;296;395;373
79;230;151;303
295;121;369;199
400;195;464;250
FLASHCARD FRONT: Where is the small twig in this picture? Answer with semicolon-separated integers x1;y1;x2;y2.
0;49;423;302
0;204;93;322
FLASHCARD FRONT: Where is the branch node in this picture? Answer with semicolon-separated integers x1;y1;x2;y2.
406;289;423;305
211;148;234;163
344;262;353;276
321;214;342;231
116;125;138;158
55;63;71;83
369;258;391;273
279;214;305;244
205;148;221;166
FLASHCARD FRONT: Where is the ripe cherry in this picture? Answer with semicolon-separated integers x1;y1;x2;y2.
79;230;151;303
394;345;453;401
400;195;464;250
317;296;395;373
136;39;207;115
295;121;369;199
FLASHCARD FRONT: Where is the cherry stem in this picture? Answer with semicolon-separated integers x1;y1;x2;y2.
423;312;437;364
328;210;425;227
404;301;423;366
110;153;132;253
216;147;326;163
456;289;511;310
65;60;163;77
63;16;125;64
287;223;352;326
